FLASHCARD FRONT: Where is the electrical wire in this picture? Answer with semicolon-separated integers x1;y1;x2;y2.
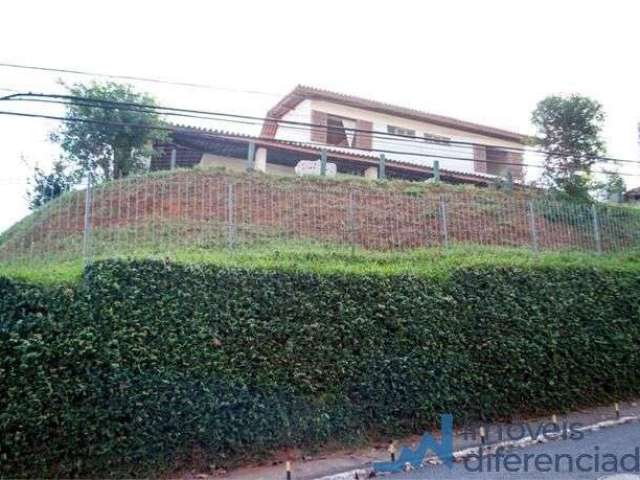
0;62;287;98
1;62;634;169
0;109;539;172
4;92;638;168
6;96;529;165
0;92;534;153
4;95;637;182
3;108;640;180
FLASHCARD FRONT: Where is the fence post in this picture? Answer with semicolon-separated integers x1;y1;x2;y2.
82;173;93;262
246;141;256;172
320;149;327;176
348;190;357;255
527;200;538;253
505;171;513;192
170;147;177;170
433;160;440;182
227;183;235;249
439;199;449;248
379;154;386;180
592;203;602;254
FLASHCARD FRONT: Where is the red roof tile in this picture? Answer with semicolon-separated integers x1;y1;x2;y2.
170;124;510;186
261;85;528;143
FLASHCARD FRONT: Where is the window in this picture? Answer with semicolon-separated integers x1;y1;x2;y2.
423;132;451;145
326;114;357;147
486;147;510;176
387;125;416;137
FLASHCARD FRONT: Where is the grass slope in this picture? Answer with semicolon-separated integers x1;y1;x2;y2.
2;244;639;285
5;167;638;268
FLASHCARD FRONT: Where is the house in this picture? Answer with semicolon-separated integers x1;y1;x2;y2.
153;85;528;186
624;187;640;203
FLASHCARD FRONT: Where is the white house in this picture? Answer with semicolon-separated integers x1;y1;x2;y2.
154;85;527;186
260;85;527;179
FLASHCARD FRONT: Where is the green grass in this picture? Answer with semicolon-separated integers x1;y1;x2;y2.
2;169;640;284
0;258;85;285
0;166;540;250
2;243;639;285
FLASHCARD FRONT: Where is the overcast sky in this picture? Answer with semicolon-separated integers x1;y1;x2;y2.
1;0;638;232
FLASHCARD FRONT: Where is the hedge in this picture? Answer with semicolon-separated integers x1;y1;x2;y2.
1;260;640;477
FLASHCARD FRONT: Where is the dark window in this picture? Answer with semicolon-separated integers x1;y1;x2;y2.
423;132;451;145
486;147;510;175
387;125;416;137
326;115;357;147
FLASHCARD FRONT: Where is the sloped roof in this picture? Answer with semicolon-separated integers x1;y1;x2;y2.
169;124;505;186
261;85;528;143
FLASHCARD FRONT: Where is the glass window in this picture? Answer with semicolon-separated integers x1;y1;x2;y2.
387;125;416;137
423;133;451;145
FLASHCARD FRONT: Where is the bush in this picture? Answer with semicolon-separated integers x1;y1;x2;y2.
1;259;640;477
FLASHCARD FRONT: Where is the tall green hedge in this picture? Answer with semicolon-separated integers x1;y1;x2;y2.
1;260;640;477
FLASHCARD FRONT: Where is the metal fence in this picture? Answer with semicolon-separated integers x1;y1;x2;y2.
1;170;639;265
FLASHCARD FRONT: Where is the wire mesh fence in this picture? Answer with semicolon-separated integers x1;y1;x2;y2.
1;170;639;266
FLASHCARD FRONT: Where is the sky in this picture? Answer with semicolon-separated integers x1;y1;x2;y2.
0;0;639;232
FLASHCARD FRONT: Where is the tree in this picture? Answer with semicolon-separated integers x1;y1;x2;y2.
49;81;167;182
531;94;607;201
597;170;626;203
27;160;77;210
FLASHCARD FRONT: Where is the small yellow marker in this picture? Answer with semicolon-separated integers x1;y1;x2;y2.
286;461;292;480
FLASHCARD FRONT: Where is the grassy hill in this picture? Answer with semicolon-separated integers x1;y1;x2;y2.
1;167;639;270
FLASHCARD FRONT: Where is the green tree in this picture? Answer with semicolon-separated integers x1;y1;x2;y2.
27;160;77;210
531;94;607;201
49;81;167;181
597;170;626;203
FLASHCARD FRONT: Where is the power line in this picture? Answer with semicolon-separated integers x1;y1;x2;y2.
2;92;533;153
0;109;540;173
8;96;525;164
2;63;634;168
0;105;633;184
0;62;286;98
4;108;640;179
7;96;262;129
5;92;639;168
0;104;631;179
6;95;543;171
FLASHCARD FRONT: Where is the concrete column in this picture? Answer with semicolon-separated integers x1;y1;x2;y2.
255;147;267;173
364;166;378;180
170;148;177;170
246;141;256;172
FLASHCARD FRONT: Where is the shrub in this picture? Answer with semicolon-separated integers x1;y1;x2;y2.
1;259;640;477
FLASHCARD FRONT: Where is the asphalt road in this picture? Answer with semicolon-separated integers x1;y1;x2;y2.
386;420;640;480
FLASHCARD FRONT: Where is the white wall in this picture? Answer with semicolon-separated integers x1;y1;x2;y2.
274;99;312;143
276;98;523;175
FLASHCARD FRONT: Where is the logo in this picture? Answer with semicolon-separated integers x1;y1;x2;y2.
373;414;454;474
371;415;640;475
